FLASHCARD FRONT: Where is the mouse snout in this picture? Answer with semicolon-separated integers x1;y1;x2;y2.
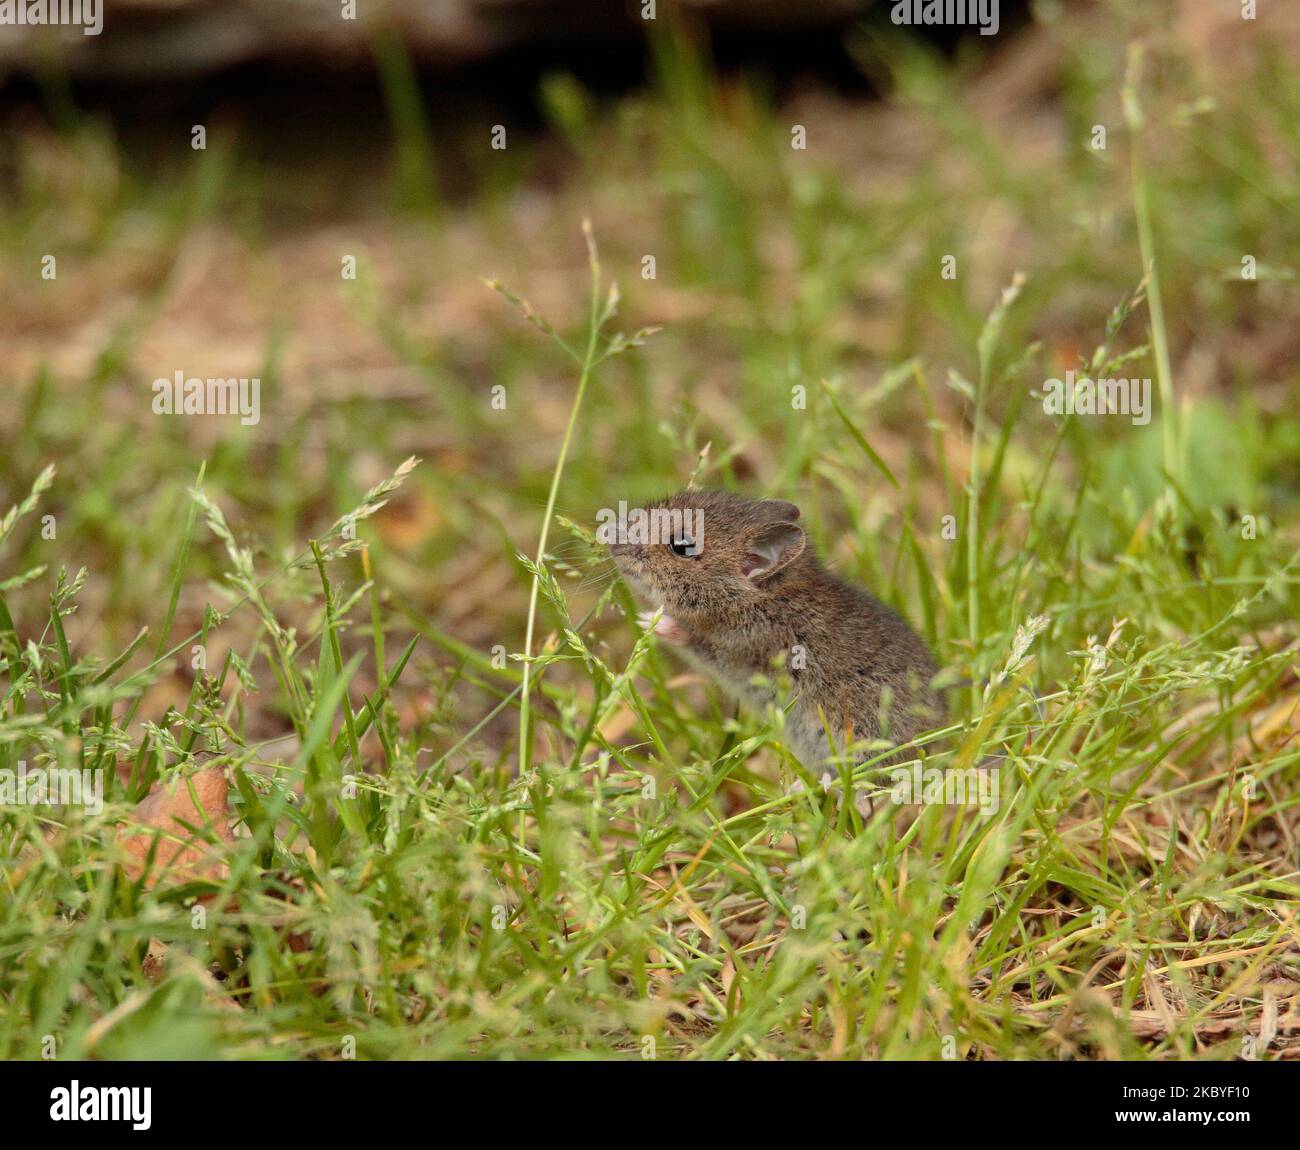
608;541;638;557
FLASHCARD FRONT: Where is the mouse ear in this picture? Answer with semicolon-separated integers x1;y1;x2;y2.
758;499;801;521
740;522;805;582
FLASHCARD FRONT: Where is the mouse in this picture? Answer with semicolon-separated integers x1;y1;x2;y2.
608;488;944;775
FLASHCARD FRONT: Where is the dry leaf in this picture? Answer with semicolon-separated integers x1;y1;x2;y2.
116;763;233;887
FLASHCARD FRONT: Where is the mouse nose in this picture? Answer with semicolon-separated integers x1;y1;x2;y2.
608;542;636;556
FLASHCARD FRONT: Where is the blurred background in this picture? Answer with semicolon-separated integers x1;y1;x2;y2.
1;0;1298;760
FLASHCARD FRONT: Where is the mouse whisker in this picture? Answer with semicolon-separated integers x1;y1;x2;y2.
572;563;619;592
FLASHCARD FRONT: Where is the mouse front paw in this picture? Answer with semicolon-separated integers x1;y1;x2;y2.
638;610;692;644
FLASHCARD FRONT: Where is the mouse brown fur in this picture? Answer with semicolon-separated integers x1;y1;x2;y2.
609;489;943;770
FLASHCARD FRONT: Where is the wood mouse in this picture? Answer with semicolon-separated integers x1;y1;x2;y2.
608;489;943;772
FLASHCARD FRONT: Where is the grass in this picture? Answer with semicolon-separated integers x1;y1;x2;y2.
1;3;1299;1059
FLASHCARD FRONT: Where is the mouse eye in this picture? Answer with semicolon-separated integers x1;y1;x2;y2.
667;537;700;559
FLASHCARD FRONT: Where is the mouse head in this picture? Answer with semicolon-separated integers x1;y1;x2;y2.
606;489;806;621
